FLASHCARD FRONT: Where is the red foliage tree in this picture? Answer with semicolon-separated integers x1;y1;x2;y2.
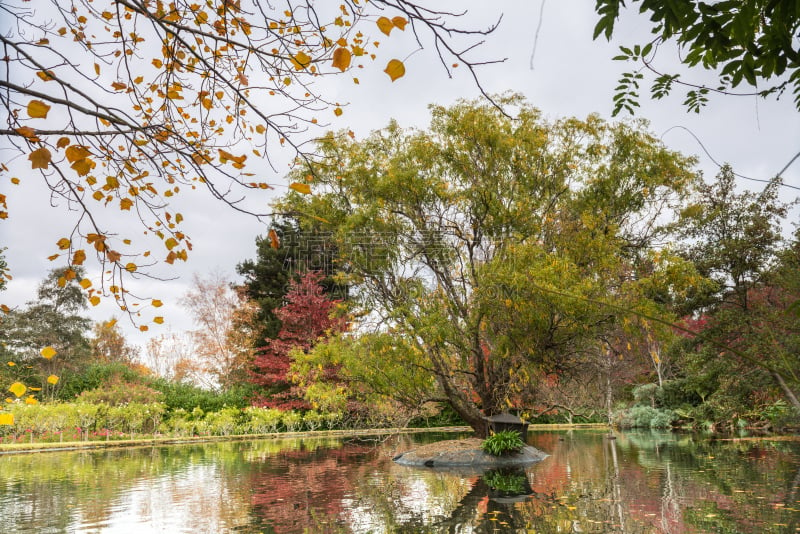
249;271;345;410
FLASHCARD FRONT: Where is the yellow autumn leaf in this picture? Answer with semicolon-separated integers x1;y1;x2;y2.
165;237;178;250
384;59;405;81
291;51;312;70
376;16;393;36
79;278;92;289
391;16;408;30
15;126;37;140
36;70;55;81
89;296;101;306
154;316;164;324
71;158;95;176
8;382;26;398
125;262;137;272
57;237;71;250
120;198;134;210
72;249;87;265
27;100;51;119
47;375;59;385
65;145;91;163
334;107;343;116
0;412;13;426
332;47;351;71
289;182;311;194
40;346;57;359
29;147;52;169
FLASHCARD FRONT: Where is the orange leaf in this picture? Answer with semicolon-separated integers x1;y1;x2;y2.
89;296;100;306
376;16;393;36
152;299;163;307
27;100;50;118
29;147;52;169
289;182;311;194
79;278;92;289
71;158;95;176
334;107;343;116
153;316;164;324
391;16;408;30
384;59;405;81
291;51;312;70
332;47;351;71
15;126;37;140
65;145;91;163
125;262;137;272
120;198;133;210
72;249;87;265
268;228;280;249
57;238;71;250
56;137;71;149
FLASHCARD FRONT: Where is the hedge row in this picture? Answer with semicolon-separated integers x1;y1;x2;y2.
0;402;342;443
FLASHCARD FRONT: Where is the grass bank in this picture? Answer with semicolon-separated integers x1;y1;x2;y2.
0;426;473;455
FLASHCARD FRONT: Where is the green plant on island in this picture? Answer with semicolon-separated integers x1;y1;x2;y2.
481;430;526;457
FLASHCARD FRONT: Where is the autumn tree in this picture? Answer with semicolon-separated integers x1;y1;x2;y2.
180;272;257;390
1;0;501;324
144;331;193;382
250;271;346;410
237;217;348;344
594;0;800;114
90;317;140;364
277;96;698;436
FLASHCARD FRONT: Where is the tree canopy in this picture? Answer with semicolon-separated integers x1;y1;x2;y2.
0;0;500;325
594;0;800;114
277;96;699;435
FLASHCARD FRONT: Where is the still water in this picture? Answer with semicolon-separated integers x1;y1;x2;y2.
1;430;798;533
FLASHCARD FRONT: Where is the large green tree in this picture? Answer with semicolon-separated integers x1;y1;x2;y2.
278;96;698;436
0;268;92;399
670;166;800;419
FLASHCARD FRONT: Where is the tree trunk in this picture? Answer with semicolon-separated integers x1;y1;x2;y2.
772;371;800;411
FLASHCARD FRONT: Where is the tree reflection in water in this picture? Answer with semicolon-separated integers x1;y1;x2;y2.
0;431;798;533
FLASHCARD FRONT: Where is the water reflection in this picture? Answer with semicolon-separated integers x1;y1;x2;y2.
0;430;798;533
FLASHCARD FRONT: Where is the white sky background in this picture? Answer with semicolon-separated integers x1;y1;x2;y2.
2;1;799;352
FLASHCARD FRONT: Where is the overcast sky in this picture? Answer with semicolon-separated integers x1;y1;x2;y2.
2;1;799;351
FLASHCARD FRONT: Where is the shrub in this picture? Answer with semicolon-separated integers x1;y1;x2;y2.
613;405;675;429
244;406;283;434
204;407;242;436
481;430;525;457
281;411;303;432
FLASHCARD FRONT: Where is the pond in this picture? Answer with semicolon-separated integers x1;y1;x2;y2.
1;429;799;533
